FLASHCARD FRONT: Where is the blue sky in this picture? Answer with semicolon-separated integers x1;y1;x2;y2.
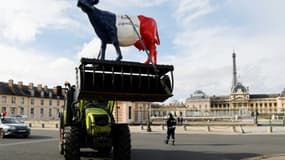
1;0;285;103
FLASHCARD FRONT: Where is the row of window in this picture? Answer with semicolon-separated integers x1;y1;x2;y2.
210;102;280;108
250;102;278;107
1;96;61;106
1;96;19;104
1;107;59;118
28;90;54;98
187;104;209;108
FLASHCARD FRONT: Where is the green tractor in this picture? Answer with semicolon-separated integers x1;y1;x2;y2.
58;58;174;160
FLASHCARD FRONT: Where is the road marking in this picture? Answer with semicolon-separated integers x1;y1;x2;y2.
0;138;58;147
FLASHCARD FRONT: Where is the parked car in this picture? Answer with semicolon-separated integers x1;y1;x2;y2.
0;117;31;138
15;114;28;121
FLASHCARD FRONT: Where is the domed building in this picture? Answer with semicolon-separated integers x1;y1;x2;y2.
185;90;210;116
191;90;208;99
185;52;285;116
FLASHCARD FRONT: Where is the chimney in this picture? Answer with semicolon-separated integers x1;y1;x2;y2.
29;83;34;90
37;84;42;91
56;86;62;97
8;79;14;88
53;87;57;94
44;85;48;91
18;81;23;89
62;87;65;97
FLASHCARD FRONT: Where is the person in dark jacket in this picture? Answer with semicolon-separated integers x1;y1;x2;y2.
165;113;176;145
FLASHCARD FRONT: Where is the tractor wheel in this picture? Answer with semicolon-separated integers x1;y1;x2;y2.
64;126;80;160
112;124;131;160
59;112;64;155
98;147;112;154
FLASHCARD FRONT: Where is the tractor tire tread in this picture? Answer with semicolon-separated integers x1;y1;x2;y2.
64;126;80;160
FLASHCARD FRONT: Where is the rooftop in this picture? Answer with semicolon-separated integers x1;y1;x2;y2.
0;80;64;99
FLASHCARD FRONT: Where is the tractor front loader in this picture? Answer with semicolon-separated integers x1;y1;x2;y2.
58;58;174;160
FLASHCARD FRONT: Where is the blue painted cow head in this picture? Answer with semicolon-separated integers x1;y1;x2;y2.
91;0;99;5
78;0;99;8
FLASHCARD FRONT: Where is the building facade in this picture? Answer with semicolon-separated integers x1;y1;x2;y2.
0;80;64;120
0;79;152;123
113;101;151;124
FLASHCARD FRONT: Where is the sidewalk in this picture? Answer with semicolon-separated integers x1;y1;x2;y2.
243;154;285;160
129;125;285;135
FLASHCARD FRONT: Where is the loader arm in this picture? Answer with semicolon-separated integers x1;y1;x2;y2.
107;101;115;114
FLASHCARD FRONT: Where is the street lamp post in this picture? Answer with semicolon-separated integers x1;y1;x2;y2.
140;107;143;130
116;106;120;122
283;108;285;126
254;109;258;125
147;106;152;132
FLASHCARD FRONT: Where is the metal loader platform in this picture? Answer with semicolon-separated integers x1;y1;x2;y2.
77;58;174;102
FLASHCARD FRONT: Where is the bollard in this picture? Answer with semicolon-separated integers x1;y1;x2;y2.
207;125;211;132
0;128;3;139
268;126;272;133
141;125;144;130
184;125;187;131
162;124;165;130
207;120;211;132
232;126;237;133
240;125;245;134
268;120;272;133
41;123;45;128
55;123;59;128
29;123;32;128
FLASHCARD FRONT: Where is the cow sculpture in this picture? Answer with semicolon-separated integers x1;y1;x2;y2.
77;0;160;64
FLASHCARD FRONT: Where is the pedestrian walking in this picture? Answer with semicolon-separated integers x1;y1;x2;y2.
165;113;176;145
1;111;7;120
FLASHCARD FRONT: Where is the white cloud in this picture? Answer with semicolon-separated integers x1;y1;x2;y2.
224;0;285;34
0;0;77;42
0;44;76;87
98;0;169;10
77;38;101;59
174;0;213;27
169;0;285;101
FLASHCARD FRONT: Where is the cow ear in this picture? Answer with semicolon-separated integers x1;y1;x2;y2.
92;0;99;5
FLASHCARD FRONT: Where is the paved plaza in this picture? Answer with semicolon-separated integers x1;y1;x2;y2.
1;126;285;160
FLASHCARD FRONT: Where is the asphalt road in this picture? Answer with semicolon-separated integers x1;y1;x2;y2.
0;129;284;160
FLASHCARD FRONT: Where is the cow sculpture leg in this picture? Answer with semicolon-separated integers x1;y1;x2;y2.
99;42;107;60
149;45;157;64
144;45;157;64
134;42;158;64
113;41;123;61
99;40;122;61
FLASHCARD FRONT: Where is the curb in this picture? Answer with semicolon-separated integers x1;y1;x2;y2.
129;126;285;135
242;154;285;160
